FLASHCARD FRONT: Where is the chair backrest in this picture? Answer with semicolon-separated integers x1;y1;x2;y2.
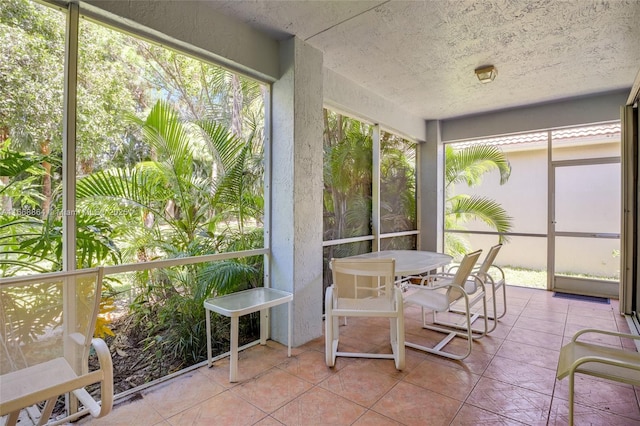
477;244;502;278
0;267;104;376
446;250;482;304
330;258;396;302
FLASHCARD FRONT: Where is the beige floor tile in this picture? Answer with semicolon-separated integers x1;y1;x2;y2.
466;377;551;425
142;370;225;418
496;339;560;370
253;416;286;425
271;387;366;425
451;404;527;425
372;381;461;426
505;326;565;349
231;368;312;412
166;390;267;425
404;358;481;401
351;410;403;425
520;307;567;323
482;356;556;395
277;349;340;384
76;395;163;425
319;363;399;407
513;316;565;336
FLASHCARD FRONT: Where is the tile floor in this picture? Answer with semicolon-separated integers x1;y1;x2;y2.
83;285;640;425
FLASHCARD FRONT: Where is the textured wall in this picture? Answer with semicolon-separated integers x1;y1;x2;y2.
271;38;324;346
441;90;628;141
419;121;444;253
323;68;427;142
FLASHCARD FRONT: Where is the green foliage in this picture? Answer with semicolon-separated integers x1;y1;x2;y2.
2;0;266;373
444;144;513;256
0;142;121;275
76;101;264;363
323;110;373;242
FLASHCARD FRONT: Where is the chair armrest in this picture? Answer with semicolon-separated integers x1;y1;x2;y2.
404;281;466;293
89;338;114;418
572;328;640;343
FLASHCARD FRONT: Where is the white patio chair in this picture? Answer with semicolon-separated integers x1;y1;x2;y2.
448;244;506;333
0;267;113;426
557;328;640;425
403;249;485;360
325;258;405;370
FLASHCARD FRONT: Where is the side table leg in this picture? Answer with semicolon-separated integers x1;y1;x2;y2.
206;308;212;368
260;308;268;345
230;316;239;382
288;300;292;357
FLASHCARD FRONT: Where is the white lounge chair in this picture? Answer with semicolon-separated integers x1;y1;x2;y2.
0;267;113;426
557;328;640;425
448;244;505;333
403;249;485;360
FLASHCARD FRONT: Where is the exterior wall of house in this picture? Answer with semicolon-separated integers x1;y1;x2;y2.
453;138;621;278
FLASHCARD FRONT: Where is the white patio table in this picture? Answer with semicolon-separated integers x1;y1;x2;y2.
204;287;293;382
345;250;452;277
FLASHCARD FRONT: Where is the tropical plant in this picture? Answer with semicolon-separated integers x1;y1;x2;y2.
322;110;373;242
379;132;416;240
75;100;264;366
444;144;513;256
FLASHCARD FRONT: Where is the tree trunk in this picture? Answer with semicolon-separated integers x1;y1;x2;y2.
231;74;243;137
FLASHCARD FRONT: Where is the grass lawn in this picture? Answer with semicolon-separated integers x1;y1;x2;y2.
499;266;618;290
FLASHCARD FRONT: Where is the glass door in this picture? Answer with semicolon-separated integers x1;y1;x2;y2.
550;159;621;297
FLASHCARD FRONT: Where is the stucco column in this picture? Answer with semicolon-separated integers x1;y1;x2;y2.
270;37;324;346
419;120;445;252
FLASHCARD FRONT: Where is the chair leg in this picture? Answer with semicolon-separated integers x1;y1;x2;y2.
391;291;405;370
434;301;490;338
325;288;336;367
569;372;575;425
496;281;507;319
395;316;405;370
5;411;19;426
37;397;57;426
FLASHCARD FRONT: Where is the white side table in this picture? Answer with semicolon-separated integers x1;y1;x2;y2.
204;287;293;382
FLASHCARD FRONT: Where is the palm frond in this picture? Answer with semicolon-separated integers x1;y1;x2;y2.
195;260;258;301
142;100;194;179
448;195;513;237
196;119;244;172
446;144;511;188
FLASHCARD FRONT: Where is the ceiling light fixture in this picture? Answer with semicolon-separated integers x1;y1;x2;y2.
475;65;497;83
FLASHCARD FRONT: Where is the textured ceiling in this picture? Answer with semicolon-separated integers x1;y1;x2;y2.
205;0;640;120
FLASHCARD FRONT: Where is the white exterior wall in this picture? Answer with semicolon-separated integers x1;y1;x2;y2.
455;140;620;277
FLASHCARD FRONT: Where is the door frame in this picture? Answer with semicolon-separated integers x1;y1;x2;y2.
548;156;621;298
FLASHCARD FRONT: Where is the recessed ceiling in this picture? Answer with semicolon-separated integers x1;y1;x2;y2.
205;0;640;120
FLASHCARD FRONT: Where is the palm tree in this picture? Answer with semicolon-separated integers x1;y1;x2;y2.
322;110;373;242
445;144;513;256
75;100;264;365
